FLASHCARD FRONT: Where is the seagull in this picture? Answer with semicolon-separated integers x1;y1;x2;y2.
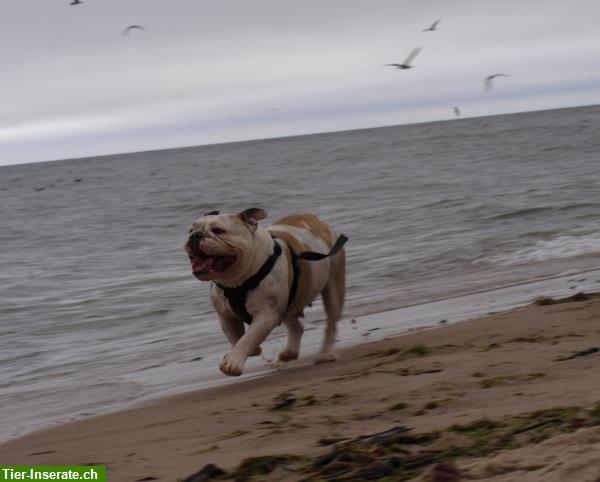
70;0;82;5
484;73;510;90
423;19;441;32
121;25;146;36
384;47;421;70
453;106;461;117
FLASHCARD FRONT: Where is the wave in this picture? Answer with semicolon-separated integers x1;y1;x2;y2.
489;203;600;221
477;233;600;266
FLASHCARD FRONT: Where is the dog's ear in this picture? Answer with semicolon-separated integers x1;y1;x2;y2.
204;210;220;216
237;208;267;228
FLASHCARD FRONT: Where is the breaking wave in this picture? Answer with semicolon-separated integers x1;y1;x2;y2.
478;233;600;266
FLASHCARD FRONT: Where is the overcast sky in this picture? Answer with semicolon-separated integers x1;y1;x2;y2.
1;0;599;165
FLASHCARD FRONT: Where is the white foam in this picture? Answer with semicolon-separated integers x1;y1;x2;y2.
479;233;600;266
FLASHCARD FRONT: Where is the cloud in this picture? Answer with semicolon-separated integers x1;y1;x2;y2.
1;0;599;164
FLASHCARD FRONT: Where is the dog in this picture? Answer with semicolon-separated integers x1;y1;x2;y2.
184;208;346;376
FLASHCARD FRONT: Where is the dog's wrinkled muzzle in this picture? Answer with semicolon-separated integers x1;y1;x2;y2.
188;231;204;256
187;231;236;280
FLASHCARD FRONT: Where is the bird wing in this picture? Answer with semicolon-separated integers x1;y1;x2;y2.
403;47;421;66
484;73;510;89
122;25;146;36
431;19;441;29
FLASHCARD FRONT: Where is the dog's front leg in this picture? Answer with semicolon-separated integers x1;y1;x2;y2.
219;313;278;376
218;313;245;347
218;314;262;357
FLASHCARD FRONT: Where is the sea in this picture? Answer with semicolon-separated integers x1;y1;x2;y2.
2;104;600;441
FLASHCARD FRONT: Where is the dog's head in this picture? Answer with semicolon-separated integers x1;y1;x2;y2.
184;208;267;281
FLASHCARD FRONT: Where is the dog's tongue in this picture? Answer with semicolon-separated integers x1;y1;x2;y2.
192;257;211;273
191;255;235;276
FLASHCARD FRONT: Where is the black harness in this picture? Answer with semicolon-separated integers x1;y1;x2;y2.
215;234;348;325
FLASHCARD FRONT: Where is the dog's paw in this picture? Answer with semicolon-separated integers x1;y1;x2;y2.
314;351;339;365
249;346;262;357
278;348;299;362
219;352;246;376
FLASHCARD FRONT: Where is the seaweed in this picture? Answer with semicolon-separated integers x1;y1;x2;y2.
534;292;591;306
181;464;226;482
556;347;599;361
389;402;409;411
183;401;600;481
270;392;296;411
478;376;516;388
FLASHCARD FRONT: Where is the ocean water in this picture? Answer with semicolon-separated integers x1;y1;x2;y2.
2;104;600;440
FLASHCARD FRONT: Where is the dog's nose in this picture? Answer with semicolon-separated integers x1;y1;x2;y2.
189;231;204;247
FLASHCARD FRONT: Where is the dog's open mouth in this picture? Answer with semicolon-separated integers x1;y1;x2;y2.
190;252;236;279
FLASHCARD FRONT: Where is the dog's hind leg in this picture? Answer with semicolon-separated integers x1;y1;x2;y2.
278;317;304;362
315;250;346;364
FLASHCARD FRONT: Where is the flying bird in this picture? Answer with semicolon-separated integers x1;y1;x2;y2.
121;25;146;36
484;73;510;90
384;47;421;70
423;19;441;32
70;0;82;5
453;106;461;117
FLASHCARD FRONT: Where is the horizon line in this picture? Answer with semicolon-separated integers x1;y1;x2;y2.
1;101;598;169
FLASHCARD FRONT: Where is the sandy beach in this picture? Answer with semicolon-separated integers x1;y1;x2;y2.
3;2;600;480
2;292;600;481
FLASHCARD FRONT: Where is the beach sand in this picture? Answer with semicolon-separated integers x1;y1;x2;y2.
2;293;600;481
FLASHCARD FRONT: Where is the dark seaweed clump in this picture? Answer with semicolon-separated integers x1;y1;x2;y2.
182;402;600;481
534;292;590;306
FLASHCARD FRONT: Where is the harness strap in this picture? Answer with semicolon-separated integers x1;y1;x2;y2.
215;234;348;325
287;244;301;312
215;240;282;325
296;234;348;261
286;234;348;311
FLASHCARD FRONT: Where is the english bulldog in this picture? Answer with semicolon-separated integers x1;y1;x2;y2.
184;208;346;376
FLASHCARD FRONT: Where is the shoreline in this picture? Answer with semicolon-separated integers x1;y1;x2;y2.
2;267;600;445
2;288;600;481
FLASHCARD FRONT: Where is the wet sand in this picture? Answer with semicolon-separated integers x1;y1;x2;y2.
2;293;600;481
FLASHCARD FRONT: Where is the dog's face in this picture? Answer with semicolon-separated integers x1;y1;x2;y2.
184;208;267;281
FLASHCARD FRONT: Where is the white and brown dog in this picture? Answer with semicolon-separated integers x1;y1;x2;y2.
184;208;346;376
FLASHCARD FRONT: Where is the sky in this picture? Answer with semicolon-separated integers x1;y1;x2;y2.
1;0;599;166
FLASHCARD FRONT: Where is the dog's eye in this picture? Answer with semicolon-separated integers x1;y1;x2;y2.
211;227;226;235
